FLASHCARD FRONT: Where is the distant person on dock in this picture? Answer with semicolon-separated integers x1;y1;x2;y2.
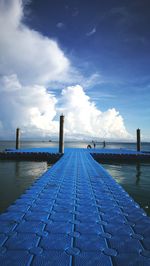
103;141;106;148
87;144;92;149
92;140;96;148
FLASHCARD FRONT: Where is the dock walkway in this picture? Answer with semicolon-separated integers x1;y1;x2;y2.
0;149;150;265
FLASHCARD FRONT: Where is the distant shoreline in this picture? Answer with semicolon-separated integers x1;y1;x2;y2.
0;140;150;144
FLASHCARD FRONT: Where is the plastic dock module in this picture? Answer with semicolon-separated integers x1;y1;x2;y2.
0;149;150;266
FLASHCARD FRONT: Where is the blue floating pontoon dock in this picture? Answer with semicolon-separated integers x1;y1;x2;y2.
0;148;150;265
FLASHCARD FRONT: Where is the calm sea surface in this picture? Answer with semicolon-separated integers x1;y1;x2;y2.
102;162;150;216
0;141;150;216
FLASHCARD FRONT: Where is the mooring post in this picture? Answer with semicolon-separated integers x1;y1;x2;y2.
16;128;20;150
137;128;141;152
59;115;64;154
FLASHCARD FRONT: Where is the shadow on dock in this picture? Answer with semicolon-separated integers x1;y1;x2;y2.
92;152;150;163
0;151;62;164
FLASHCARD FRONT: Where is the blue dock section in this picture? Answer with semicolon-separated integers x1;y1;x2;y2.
0;149;150;265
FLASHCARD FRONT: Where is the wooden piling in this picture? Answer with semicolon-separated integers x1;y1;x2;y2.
137;128;141;152
16;128;20;150
59;115;64;153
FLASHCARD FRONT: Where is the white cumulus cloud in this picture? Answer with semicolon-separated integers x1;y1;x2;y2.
0;0;130;140
0;0;70;86
0;74;58;139
58;85;130;140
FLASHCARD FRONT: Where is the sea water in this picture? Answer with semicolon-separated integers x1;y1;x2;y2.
102;162;150;216
0;141;150;216
0;160;49;213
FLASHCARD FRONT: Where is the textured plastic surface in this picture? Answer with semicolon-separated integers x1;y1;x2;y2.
0;149;150;265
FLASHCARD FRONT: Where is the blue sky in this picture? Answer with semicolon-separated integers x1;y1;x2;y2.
0;0;150;140
25;0;150;139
